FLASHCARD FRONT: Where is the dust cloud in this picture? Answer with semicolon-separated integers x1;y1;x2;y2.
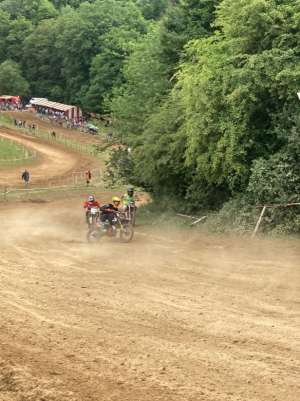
0;201;299;401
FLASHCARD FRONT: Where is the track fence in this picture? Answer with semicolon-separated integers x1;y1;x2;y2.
0;135;38;165
0;167;103;201
0;113;103;158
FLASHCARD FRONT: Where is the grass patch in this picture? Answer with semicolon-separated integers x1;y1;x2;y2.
0;136;35;166
137;201;194;229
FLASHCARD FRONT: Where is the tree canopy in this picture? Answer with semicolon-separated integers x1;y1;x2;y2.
0;59;29;95
0;0;299;232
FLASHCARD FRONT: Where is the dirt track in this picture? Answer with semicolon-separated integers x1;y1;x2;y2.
0;114;299;401
0;201;299;401
0;128;95;187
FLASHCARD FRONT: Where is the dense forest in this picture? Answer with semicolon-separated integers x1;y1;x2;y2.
0;0;299;233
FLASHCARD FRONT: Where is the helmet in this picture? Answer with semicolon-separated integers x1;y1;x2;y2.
127;186;134;196
88;195;95;202
112;196;121;205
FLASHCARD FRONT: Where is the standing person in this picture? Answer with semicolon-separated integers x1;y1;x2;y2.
85;169;92;186
21;169;30;187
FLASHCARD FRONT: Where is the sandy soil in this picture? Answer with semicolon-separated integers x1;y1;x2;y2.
0;114;299;401
0;200;299;401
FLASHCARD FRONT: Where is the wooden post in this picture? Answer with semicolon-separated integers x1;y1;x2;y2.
252;206;267;238
3;186;7;200
190;216;207;226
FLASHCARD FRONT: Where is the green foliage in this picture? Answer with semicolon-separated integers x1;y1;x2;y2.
0;10;10;62
6;17;33;63
247;123;300;205
203;197;258;234
130;93;188;196
0;137;33;165
175;1;300;204
84;26;143;112
53;0;146;105
0;60;29;95
0;0;58;22
50;0;88;8
135;0;169;20
105;147;138;187
22;19;63;99
111;25;170;137
0;0;299;234
159;0;219;68
107;0;300;234
0;0;147;108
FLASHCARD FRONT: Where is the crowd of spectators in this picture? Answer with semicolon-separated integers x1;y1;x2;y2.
1;98;110;136
13;118;36;131
36;106;87;130
0;101;23;111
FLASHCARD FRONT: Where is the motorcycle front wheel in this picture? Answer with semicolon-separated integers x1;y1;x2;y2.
120;223;134;243
87;229;102;243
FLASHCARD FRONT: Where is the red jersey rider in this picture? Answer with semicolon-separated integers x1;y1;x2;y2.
84;195;100;223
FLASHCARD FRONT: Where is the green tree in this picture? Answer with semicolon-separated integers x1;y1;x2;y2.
22;19;64;99
84;27;142;112
0;0;57;22
0;60;29;95
55;0;146;105
171;0;300;205
6;17;33;63
0;10;10;63
159;0;219;69
135;0;169;20
111;25;170;138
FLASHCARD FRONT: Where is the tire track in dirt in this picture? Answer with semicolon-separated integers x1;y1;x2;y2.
0;203;299;401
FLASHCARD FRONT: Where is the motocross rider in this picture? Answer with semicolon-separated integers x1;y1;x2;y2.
84;195;100;224
122;186;135;207
100;196;121;228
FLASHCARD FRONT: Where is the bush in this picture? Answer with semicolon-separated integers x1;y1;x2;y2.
203;197;258;234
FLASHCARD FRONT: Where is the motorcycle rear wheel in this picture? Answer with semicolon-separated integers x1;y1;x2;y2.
120;223;134;243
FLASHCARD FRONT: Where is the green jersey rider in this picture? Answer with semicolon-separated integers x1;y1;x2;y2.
122;186;135;207
122;186;137;225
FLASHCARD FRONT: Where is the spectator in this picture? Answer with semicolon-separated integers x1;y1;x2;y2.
85;169;92;186
21;169;30;187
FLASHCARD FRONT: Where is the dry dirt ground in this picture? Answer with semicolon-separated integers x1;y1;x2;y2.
0;199;299;401
0;117;299;401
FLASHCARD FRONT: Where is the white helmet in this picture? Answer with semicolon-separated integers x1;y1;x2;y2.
88;195;95;202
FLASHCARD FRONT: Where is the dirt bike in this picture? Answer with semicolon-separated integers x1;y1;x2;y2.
86;206;100;228
87;211;134;243
124;202;137;227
